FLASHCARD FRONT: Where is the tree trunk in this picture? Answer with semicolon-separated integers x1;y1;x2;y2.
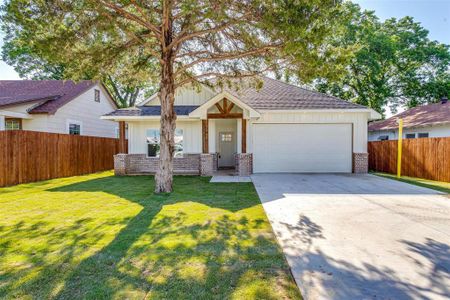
155;4;176;193
155;62;176;193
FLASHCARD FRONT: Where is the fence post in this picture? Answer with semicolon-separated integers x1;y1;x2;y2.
397;119;403;177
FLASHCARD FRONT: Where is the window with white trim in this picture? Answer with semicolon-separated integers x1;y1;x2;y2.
377;135;389;141
418;133;429;138
5;118;21;130
146;128;183;157
405;133;416;139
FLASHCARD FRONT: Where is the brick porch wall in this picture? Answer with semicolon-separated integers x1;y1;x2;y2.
235;153;253;176
114;153;201;175
353;152;369;173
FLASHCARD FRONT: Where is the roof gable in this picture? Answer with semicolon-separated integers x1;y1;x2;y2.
188;91;261;119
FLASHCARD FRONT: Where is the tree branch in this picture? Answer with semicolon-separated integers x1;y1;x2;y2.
100;1;162;39
174;45;280;76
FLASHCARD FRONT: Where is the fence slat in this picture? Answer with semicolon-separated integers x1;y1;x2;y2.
0;130;126;187
369;137;450;182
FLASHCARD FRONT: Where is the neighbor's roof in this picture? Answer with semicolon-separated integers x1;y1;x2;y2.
368;101;450;131
221;76;366;110
104;105;199;117
0;80;104;114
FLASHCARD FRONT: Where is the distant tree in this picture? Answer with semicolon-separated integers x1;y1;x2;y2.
1;34;154;107
315;3;450;116
2;0;350;192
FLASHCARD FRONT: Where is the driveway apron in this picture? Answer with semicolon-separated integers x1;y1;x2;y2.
252;173;450;300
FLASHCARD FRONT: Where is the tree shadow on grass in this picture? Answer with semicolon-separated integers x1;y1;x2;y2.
1;175;300;299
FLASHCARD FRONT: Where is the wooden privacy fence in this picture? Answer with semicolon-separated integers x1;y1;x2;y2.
0;130;126;187
368;137;450;182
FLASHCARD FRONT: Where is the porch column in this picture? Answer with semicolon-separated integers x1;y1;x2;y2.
118;121;127;154
0;115;5;131
202;119;209;153
241;119;247;153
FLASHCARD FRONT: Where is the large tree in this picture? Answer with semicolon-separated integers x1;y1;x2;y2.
1;32;155;107
2;0;349;192
315;3;450;116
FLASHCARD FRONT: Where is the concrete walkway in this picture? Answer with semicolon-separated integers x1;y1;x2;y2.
209;175;252;183
252;173;450;300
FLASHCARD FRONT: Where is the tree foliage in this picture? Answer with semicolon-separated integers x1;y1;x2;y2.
1;30;154;107
1;0;350;192
315;3;450;116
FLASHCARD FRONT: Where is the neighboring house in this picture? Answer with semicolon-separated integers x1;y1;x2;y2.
368;97;450;141
0;80;118;138
103;77;380;176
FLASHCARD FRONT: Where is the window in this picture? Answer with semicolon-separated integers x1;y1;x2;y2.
5;118;21;130
69;123;81;135
418;133;429;138
377;135;389;141
405;133;416;139
146;128;183;157
94;89;100;102
221;133;232;142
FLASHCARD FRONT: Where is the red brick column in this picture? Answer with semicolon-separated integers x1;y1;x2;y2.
235;153;253;176
353;153;369;173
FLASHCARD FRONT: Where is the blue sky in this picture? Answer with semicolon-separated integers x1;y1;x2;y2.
0;0;449;80
353;0;450;44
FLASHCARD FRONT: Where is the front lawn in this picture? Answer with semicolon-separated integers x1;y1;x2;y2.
373;172;450;194
0;172;300;299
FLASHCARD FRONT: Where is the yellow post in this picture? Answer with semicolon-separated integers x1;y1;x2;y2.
397;119;403;177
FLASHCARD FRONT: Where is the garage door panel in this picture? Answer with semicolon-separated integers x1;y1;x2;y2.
253;124;352;173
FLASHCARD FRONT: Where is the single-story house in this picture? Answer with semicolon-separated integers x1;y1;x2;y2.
0;80;118;138
369;97;450;141
103;77;380;176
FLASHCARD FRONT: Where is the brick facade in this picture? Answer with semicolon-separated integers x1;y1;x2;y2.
353;152;369;173
235;153;253;176
114;153;201;175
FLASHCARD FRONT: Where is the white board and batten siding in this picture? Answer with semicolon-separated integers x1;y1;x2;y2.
145;85;215;106
138;86;371;173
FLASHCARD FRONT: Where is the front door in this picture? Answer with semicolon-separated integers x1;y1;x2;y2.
218;132;236;167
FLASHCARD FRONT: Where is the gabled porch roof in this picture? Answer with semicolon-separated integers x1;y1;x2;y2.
188;91;260;120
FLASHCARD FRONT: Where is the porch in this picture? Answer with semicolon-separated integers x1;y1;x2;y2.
113;92;257;177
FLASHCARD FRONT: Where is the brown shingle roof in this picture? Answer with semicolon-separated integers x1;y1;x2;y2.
368;101;450;131
0;80;97;114
222;76;366;110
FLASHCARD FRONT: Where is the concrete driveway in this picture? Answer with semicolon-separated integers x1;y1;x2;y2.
251;174;450;300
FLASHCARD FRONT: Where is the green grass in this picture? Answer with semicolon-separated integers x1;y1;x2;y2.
0;172;301;299
373;172;450;194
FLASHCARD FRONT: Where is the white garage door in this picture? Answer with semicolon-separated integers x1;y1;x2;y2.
253;123;352;173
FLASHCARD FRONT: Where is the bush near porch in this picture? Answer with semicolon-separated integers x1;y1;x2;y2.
0;171;301;299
